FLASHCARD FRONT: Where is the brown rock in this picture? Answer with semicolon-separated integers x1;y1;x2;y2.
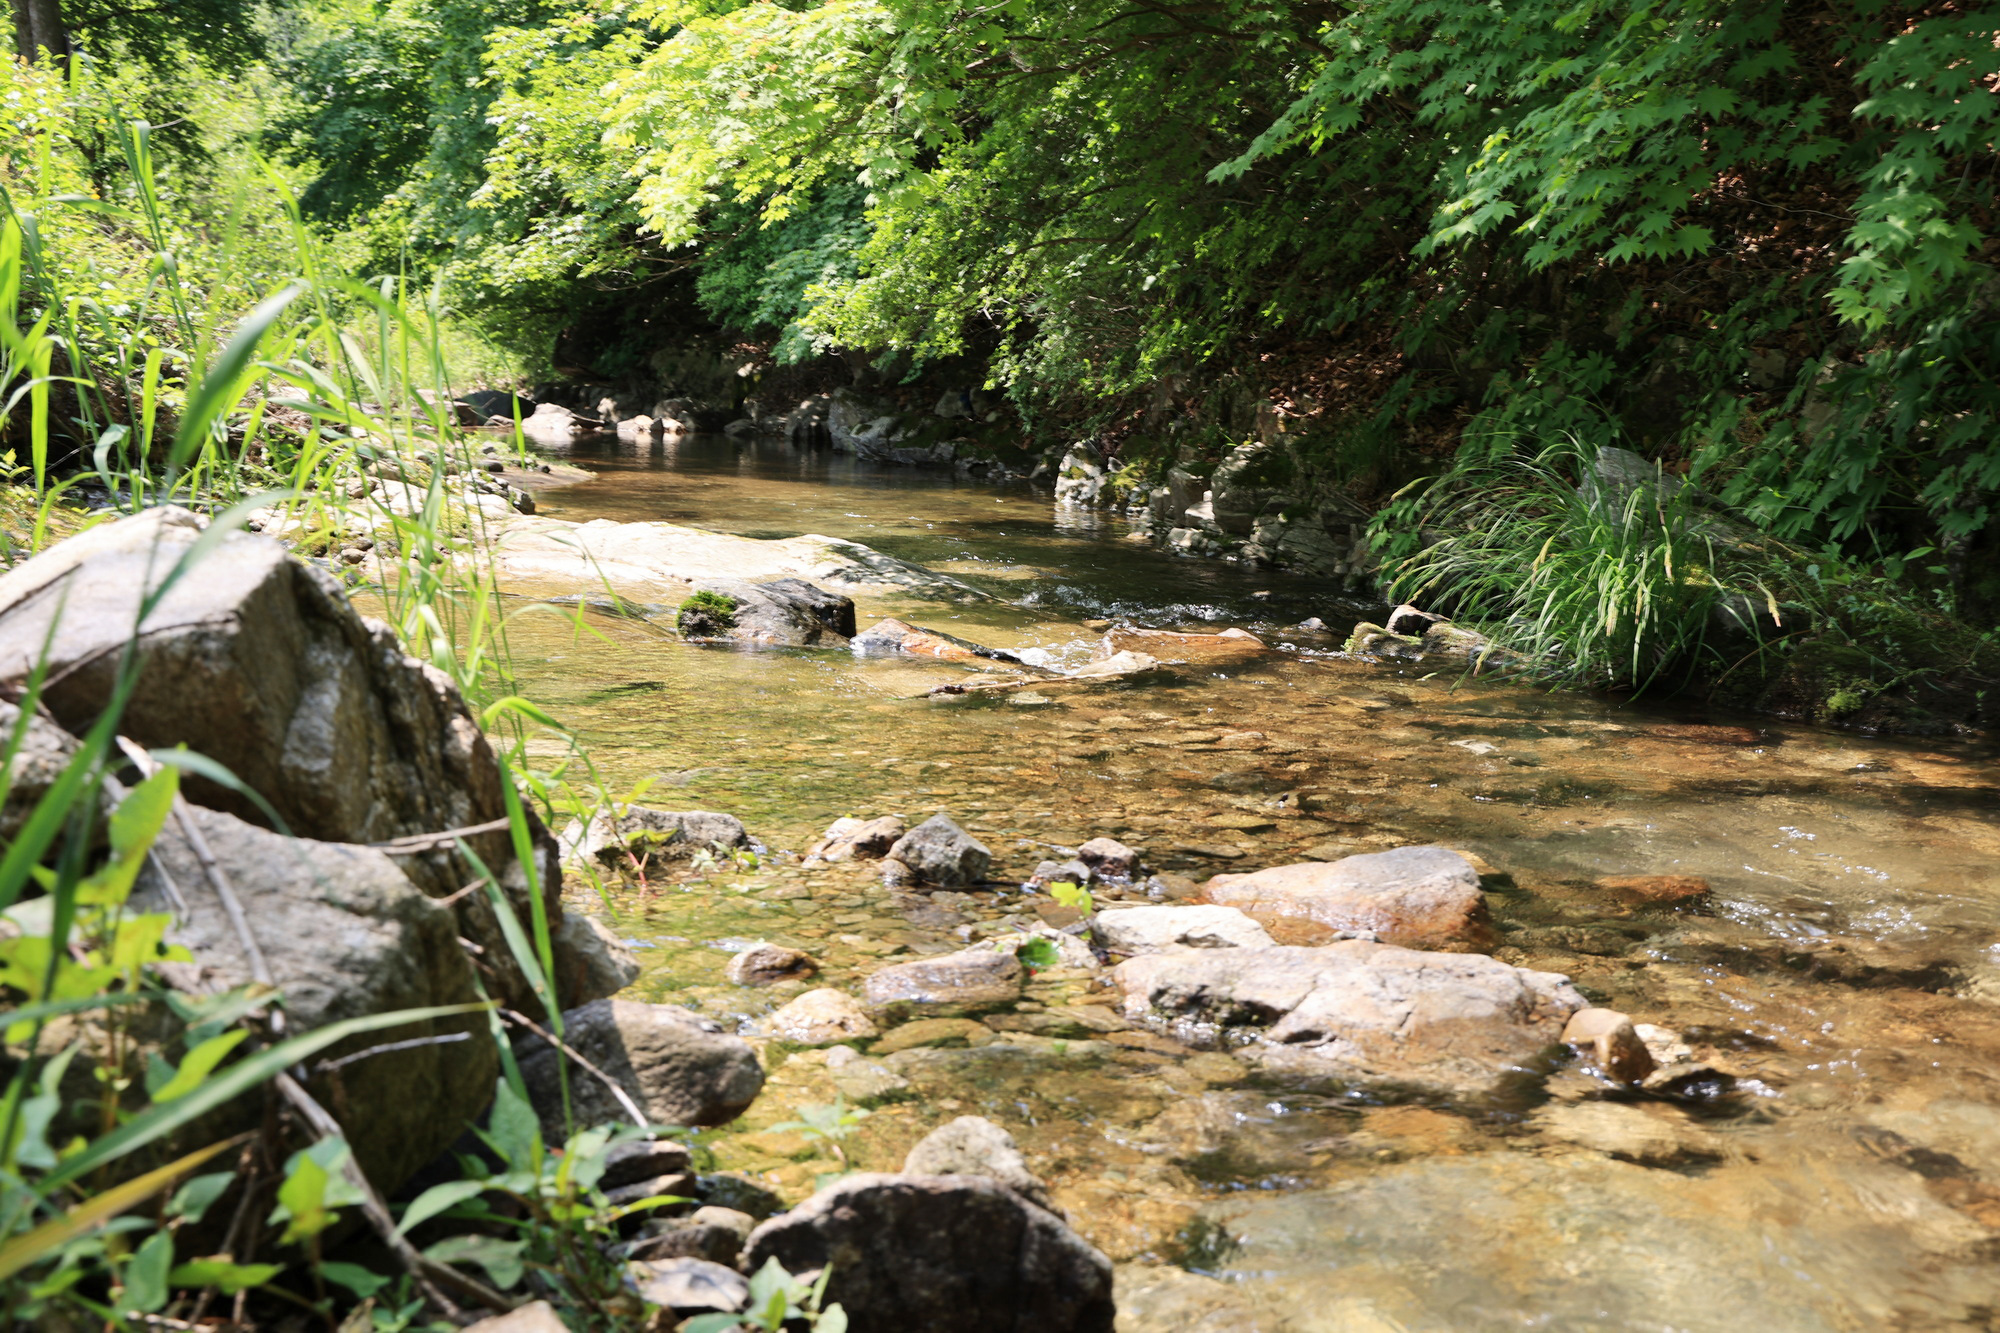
863;947;1022;1013
1105;627;1266;659
1077;837;1142;879
806;814;907;863
1561;1007;1657;1084
725;943;819;986
874;1017;991;1054
1200;845;1492;949
1596;874;1711;906
759;988;878;1045
1104;1030;1193;1056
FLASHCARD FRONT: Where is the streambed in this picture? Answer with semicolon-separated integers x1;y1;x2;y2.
506;434;2000;1331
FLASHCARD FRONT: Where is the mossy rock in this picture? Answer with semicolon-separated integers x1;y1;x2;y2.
679;590;739;637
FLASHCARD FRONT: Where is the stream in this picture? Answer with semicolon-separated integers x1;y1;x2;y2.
507;433;2000;1331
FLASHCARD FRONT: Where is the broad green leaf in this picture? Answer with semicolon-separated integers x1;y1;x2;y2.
1013;937;1059;973
393;1178;487;1237
272;1151;332;1243
484;1076;542;1172
167;1258;283;1294
121;1230;174;1314
150;1029;250;1104
423;1233;526;1290
167;1171;236;1223
317;1260;389;1299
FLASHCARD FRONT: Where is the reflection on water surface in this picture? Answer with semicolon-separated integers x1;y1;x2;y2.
508;434;2000;1330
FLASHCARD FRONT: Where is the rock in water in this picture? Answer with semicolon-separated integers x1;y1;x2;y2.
744;1174;1115;1333
759;988;879;1044
1076;836;1142;880
1561;1007;1657;1084
1595;874;1712;906
1092;905;1275;955
516;999;764;1136
902;1115;1055;1212
1199;845;1493;949
1114;940;1584;1094
805;814;907;863
564;806;752;873
726;943;819;986
681;577;856;647
825;1045;911;1102
885;814;992;886
864;948;1023;1015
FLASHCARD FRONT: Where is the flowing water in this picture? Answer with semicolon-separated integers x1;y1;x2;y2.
506;433;2000;1331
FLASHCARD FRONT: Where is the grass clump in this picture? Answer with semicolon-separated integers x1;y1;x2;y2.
1373;440;2000;729
678;589;739;637
1376;441;1796;693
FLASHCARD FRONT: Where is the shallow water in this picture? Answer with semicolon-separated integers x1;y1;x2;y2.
508;433;2000;1331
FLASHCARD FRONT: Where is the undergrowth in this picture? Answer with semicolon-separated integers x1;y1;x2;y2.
1374;441;2000;728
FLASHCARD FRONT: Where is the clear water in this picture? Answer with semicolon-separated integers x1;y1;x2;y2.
507;433;2000;1331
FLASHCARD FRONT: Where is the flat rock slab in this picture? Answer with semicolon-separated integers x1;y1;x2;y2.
1200;1146;1996;1331
744;1174;1115;1333
865;949;1023;1015
1103;627;1266;660
492;516;992;602
1114;940;1584;1094
1092;905;1275;955
1201;845;1494;949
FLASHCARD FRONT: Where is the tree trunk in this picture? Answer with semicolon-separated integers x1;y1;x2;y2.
12;0;69;65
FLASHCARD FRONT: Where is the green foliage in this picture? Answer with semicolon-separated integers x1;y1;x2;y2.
767;1097;871;1176
1013;937;1060;976
1378;442;1797;691
1046;881;1095;915
678;590;740;635
681;1257;848;1333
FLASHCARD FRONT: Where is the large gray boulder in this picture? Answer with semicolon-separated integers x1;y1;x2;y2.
0;508;562;1014
1114;940;1585;1094
886;814;992;886
132;805;495;1196
827;388;915;459
1200;845;1493;949
1207;442;1290;536
0;700;90;843
516;999;764;1136
744;1174;1114;1333
1053;444;1109;508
